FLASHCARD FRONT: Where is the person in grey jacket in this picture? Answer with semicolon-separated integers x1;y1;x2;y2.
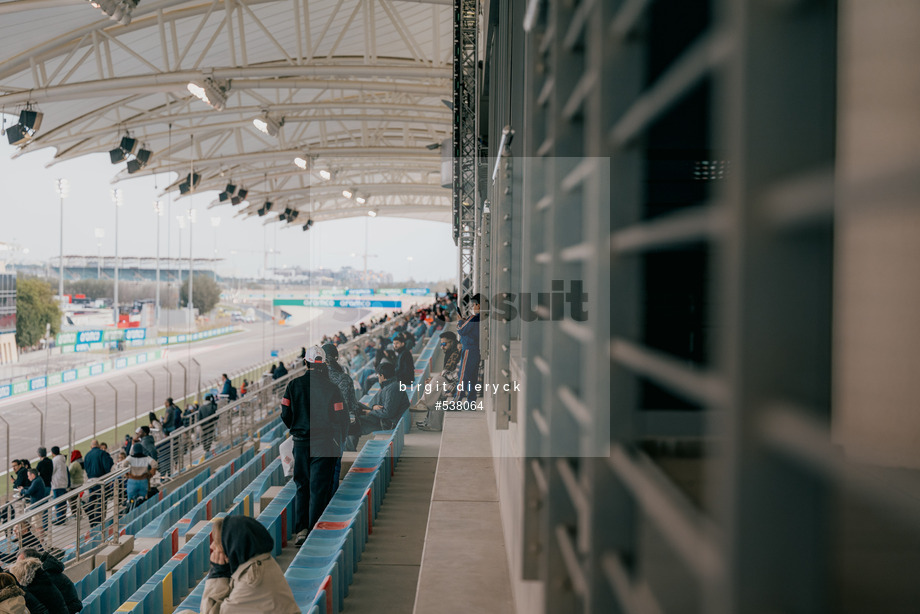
345;362;410;450
321;343;358;493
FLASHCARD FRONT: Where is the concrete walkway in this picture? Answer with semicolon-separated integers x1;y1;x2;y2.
414;410;515;614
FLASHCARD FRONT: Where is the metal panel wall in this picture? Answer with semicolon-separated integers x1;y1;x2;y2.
474;0;917;612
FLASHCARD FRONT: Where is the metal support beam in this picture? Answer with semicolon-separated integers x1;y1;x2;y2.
453;0;478;313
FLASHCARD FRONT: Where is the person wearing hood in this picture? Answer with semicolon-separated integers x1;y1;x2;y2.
0;572;29;614
179;516;299;614
126;443;157;504
67;450;84;490
20;550;82;614
9;552;68;614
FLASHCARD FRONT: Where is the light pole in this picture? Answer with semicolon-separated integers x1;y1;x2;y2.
407;256;414;282
154;201;163;323
94;227;105;279
177;215;186;307
111;188;123;325
188;206;196;324
210;216;221;257
54;178;69;314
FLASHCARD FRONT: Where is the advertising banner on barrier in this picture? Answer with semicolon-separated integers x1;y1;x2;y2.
403;288;431;296
273;298;403;309
0;349;163;402
345;288;375;296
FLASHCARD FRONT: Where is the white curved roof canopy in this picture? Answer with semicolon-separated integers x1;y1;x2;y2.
0;0;452;224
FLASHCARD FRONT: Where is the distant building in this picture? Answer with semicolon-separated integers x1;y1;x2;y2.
14;255;221;283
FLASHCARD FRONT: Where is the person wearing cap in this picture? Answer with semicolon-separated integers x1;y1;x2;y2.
346;361;410;451
393;333;416;388
456;293;482;403
281;346;349;546
321;343;359;495
417;331;462;431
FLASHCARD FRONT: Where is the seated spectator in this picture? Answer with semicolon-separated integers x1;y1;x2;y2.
176;516;299;614
37;549;82;614
346;363;410;451
10;551;69;614
272;361;288;380
349;347;367;374
0;571;29;614
417;331;462;431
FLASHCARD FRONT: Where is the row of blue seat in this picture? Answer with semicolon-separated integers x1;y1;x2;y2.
80;444;259;614
164;443;280;541
134;447;257;539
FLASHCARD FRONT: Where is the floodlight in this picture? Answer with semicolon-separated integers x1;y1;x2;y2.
119;136;137;154
367;210;377;217
342;189;353;199
109;148;126;164
218;183;237;202
253;114;282;137
5;124;28;146
294;157;308;170
319;169;332;180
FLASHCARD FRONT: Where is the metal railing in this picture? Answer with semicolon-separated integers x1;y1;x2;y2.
0;467;128;564
0;314;416;563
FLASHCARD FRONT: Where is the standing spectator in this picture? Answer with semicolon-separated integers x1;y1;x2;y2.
9;552;68;614
393;334;416;388
132;427;156;461
125;444;157;505
148;412;165;441
49;447;68;525
321;343;359;495
0;571;29;614
83;440;113;527
197;395;218;454
67;451;84;489
240;380;249;397
280;346;347;546
162;398;183;436
35;448;52;488
17;469;47;540
456;293;482;403
38;550;83;614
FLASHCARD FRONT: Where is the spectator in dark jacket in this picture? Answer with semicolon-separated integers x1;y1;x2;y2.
83;440;113;479
134;427;157;461
21;550;82;614
346;362;410;450
18;469;46;506
9;460;30;491
393;334;416;388
163;398;183;435
35;448;52;488
272;362;288;380
9;555;68;614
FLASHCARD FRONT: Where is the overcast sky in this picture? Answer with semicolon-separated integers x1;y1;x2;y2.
0;131;457;283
